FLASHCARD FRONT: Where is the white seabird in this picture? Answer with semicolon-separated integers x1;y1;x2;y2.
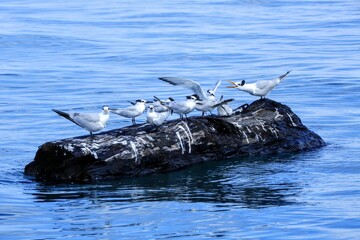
152;96;172;113
227;70;292;99
217;104;233;116
111;99;148;125
52;106;110;136
206;79;222;101
216;96;234;116
168;94;200;119
158;77;221;101
158;77;223;115
146;105;170;126
196;97;234;116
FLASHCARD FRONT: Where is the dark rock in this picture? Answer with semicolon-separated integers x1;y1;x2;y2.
24;99;325;183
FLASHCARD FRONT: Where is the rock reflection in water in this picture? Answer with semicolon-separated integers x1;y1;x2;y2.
31;154;303;209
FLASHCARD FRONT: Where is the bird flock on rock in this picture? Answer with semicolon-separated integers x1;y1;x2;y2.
52;71;292;136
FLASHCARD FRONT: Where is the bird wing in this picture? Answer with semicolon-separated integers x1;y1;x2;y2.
71;112;100;123
169;101;187;113
255;80;272;90
159;77;207;100
257;71;291;90
153;111;170;126
111;106;139;117
217;104;233;116
72;113;104;132
154;105;169;113
111;108;129;115
52;109;80;127
211;80;222;94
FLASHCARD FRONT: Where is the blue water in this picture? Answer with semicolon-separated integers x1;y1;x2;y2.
1;0;360;239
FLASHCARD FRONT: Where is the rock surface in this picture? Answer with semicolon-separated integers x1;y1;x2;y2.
24;99;326;183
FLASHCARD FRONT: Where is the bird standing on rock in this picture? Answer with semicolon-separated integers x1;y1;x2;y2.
158;77;224;115
227;70;292;99
152;96;172;113
168;94;200;119
158;77;220;101
111;99;148;125
52;106;110;136
146;105;170;126
216;95;234;116
196;97;235;116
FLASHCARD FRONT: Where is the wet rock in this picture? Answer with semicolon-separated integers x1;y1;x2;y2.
24;99;325;183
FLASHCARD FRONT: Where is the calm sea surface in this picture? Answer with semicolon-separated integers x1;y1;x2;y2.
1;0;360;239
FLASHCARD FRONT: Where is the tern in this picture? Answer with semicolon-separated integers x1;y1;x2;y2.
196;97;234;116
159;77;221;101
158;77;223;115
146;105;170;126
227;70;292;99
153;96;172;113
111;99;148;125
52;106;110;136
168;94;200;119
216;96;234;116
217;104;233;116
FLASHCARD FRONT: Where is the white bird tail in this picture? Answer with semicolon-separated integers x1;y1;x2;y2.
52;109;80;127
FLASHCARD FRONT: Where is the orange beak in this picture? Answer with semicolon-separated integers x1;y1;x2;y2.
226;80;238;88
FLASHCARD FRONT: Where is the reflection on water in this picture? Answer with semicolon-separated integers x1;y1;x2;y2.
1;0;360;238
32;154;306;208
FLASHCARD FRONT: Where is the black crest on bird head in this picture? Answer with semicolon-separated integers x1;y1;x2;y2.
191;94;201;100
240;80;246;86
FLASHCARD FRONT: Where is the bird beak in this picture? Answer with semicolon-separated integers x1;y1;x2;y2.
226;80;238;88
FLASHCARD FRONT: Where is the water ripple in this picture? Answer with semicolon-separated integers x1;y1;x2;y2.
1;0;360;239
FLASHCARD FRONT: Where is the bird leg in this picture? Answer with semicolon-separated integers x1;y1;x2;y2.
90;132;95;141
